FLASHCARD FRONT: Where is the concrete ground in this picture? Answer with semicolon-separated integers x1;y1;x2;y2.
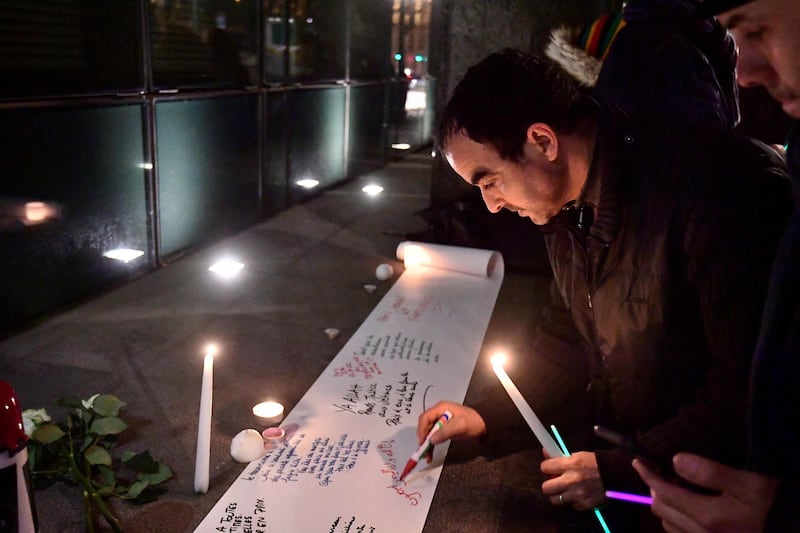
0;151;564;532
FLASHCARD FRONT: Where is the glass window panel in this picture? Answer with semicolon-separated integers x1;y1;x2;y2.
150;0;259;89
349;0;393;80
264;90;288;214
288;0;345;82
0;103;148;333
349;83;387;176
0;1;143;99
421;76;435;142
287;87;345;203
156;95;260;258
263;0;288;82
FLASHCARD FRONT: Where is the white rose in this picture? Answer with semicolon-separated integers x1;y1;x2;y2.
21;408;51;437
82;394;100;410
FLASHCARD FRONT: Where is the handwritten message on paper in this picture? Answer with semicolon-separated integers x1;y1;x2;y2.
376;295;455;323
356;333;439;363
242;433;371;487
332;372;419;426
212;499;268;533
194;244;505;533
378;439;423;507
328;516;376;533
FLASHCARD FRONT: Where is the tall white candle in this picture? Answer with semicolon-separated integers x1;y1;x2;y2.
491;355;564;458
195;345;215;493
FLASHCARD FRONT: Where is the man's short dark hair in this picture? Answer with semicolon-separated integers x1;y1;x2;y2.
438;48;592;162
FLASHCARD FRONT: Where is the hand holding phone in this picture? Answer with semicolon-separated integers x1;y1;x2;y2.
593;425;719;495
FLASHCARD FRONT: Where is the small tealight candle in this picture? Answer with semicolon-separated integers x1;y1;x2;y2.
252;401;284;425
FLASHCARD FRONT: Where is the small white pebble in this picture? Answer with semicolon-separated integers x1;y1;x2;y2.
230;429;265;463
324;327;340;340
375;263;394;280
363;284;377;293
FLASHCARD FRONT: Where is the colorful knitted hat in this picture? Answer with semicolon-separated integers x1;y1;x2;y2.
545;14;626;87
578;14;627;62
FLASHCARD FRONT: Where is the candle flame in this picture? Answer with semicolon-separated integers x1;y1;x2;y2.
490;352;507;368
253;401;284;419
205;344;218;357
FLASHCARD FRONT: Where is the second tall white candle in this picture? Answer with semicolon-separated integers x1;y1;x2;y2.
491;358;564;458
195;346;215;493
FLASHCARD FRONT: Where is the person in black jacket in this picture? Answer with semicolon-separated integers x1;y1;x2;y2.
546;0;740;130
633;0;800;531
416;48;791;531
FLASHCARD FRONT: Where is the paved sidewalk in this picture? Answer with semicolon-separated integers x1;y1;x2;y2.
0;151;559;532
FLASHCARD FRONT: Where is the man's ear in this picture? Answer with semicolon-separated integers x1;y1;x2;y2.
526;123;558;162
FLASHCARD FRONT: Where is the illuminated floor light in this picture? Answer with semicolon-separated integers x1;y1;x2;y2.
103;248;144;263
209;259;245;278
295;178;319;189
391;143;411;150
361;184;384;196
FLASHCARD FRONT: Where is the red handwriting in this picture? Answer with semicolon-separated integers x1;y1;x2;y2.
376;296;434;323
331;355;383;379
380;468;422;506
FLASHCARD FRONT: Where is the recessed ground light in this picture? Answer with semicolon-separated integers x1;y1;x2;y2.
103;248;144;263
391;143;411;150
209;259;244;278
361;184;384;196
296;178;319;189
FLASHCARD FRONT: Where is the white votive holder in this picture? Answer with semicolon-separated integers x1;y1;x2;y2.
252;401;284;425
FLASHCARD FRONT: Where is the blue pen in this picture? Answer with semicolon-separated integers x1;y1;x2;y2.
550;424;612;533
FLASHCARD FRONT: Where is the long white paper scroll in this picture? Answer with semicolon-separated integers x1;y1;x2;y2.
194;242;504;533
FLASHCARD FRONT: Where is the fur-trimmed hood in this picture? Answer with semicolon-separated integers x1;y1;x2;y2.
545;26;603;87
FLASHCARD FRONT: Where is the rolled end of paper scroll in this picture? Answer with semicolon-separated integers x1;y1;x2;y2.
395;241;502;278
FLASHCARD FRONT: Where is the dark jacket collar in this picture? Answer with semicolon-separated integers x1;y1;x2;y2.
573;109;628;246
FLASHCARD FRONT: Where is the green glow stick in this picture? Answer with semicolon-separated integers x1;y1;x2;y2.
550;424;612;533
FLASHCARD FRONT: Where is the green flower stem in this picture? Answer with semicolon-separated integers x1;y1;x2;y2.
82;490;95;533
66;443;121;532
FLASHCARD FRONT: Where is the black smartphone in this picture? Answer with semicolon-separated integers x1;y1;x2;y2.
593;425;719;495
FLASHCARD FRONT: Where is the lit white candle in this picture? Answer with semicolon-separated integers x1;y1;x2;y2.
490;354;564;458
194;344;216;493
252;401;284;426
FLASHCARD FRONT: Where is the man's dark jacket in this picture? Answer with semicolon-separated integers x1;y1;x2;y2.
749;122;800;530
473;110;791;494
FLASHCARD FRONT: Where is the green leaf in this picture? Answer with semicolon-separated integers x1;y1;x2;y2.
96;464;117;489
122;450;158;474
84;445;112;466
129;485;167;505
121;450;135;463
57;396;84;409
92;395;126;417
33;423;65;444
127;480;149;498
89;416;128;436
137;462;173;485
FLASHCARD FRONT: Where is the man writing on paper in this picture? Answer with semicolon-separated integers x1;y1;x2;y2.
633;0;800;531
416;49;790;530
